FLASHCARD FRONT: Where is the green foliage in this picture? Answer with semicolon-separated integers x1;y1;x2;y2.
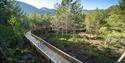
0;0;30;62
8;15;25;39
71;0;85;27
108;15;125;32
28;13;41;26
9;15;18;26
98;27;109;39
119;0;125;14
106;14;125;32
51;0;84;33
85;9;105;34
0;25;14;46
28;13;51;30
0;0;26;43
106;5;121;15
0;0;23;25
41;13;51;27
51;11;73;32
109;31;125;44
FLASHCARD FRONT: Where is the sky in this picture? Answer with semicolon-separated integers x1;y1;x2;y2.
17;0;119;10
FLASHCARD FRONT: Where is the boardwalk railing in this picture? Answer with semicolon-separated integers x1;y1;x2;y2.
117;53;125;63
25;31;82;63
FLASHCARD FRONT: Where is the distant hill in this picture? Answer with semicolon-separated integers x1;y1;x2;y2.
83;10;94;14
18;1;93;15
18;1;55;15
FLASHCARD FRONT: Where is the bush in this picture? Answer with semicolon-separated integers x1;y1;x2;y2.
98;27;109;39
108;31;125;46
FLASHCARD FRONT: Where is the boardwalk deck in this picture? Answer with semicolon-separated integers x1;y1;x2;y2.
25;31;82;63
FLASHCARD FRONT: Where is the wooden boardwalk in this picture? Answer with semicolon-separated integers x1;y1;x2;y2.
25;31;82;63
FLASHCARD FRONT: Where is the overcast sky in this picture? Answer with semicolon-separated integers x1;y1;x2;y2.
17;0;119;10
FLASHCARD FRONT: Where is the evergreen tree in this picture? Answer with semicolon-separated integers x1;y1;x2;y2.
0;0;28;62
106;14;125;32
85;9;104;35
51;0;84;33
106;5;121;16
0;0;23;25
119;0;125;14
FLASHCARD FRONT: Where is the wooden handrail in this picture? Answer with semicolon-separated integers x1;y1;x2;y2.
25;31;82;63
117;53;125;63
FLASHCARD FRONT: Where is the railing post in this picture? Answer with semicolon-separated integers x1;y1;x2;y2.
117;53;125;63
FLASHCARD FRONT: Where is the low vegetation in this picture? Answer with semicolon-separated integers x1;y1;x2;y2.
33;29;124;63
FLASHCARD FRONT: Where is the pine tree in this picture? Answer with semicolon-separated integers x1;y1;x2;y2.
85;9;104;35
51;0;84;33
119;0;125;14
0;0;23;25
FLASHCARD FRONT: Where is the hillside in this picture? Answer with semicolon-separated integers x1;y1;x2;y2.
18;1;55;15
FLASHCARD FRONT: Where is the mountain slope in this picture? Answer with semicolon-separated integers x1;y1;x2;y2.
18;1;55;15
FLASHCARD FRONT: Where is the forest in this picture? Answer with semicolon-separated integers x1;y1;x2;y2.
0;0;125;63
